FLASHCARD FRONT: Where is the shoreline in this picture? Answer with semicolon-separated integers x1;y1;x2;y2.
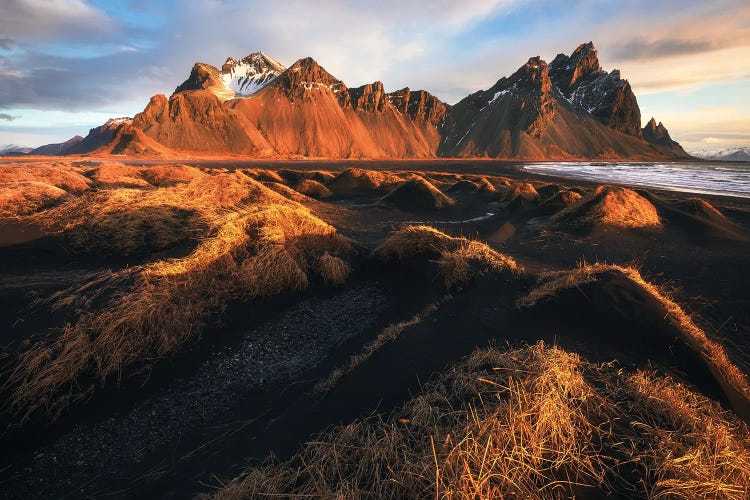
3;157;748;201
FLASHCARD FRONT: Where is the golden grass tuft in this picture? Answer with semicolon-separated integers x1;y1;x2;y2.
261;181;309;202
327;168;401;195
89;163;152;188
318;251;350;285
295;179;332;199
373;225;521;288
380;177;455;210
558;189;583;207
0;181;71;219
26;171;272;255
552;185;661;229
476;177;497;192
0;162;91;193
0;162;92;218
140;164;206;186
621;370;750;498
677;197;726;220
7;172;353;420
216;342;750;499
517;262;750;419
243;168;285;184
502;182;540;202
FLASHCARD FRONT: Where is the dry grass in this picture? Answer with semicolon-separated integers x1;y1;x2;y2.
140;164;206;186
261;181;309;202
373;225;521;288
621;370;750;498
502;182;540;203
28;187;203;255
552;185;661;229
380;177;455;210
517;262;750;419
318;251;350;285
89;162;152;188
0;162;92;218
216;342;750;499
0;181;71;218
6;171;353;420
315;295;453;393
677;198;726;220
295;179;332;199
0;162;91;192
476;177;497;192
557;190;583;207
243;169;285;184
327;168;401;196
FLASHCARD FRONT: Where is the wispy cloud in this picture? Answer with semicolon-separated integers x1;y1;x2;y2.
0;38;16;50
0;0;114;41
610;38;715;61
0;113;19;121
0;0;748;148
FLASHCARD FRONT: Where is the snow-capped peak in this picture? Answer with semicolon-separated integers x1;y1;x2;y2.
104;117;132;127
689;146;750;161
220;51;286;97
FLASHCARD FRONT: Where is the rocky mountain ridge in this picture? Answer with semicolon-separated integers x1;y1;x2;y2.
19;42;690;160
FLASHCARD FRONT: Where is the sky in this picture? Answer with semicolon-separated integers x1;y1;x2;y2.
0;0;748;151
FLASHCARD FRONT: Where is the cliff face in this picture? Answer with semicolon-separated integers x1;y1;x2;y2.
387;87;449;126
437;54;665;160
439;57;558;158
69;43;689;160
550;42;643;138
642;117;690;158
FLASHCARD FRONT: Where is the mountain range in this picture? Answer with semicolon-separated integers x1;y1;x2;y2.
17;42;692;160
690;147;750;162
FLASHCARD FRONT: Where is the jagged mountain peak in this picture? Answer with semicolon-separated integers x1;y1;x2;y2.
387;87;449;126
642;116;687;156
271;57;348;101
644;117;666;131
67;42;690;160
512;57;551;90
549;41;641;138
549;41;602;95
223;51;284;73
220;51;285;96
174;62;235;100
348;81;387;112
482;56;552;105
643;117;671;141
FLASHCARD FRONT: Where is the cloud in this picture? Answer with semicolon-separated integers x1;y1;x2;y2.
0;0;114;41
616;46;750;94
0;113;19;121
1;0;749;151
0;0;526;110
610;38;714;61
0;38;16;50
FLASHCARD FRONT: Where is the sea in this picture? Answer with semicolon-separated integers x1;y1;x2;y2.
522;162;750;199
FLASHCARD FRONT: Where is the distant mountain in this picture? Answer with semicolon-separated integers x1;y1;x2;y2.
641;118;689;157
0;144;33;155
51;43;692;160
30;135;84;155
690;147;750;162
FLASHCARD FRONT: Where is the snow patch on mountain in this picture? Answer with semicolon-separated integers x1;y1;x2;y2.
220;52;285;97
690;147;750;161
0;144;33;155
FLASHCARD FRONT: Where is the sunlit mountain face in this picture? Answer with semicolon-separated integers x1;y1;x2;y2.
1;3;750;499
0;0;748;152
